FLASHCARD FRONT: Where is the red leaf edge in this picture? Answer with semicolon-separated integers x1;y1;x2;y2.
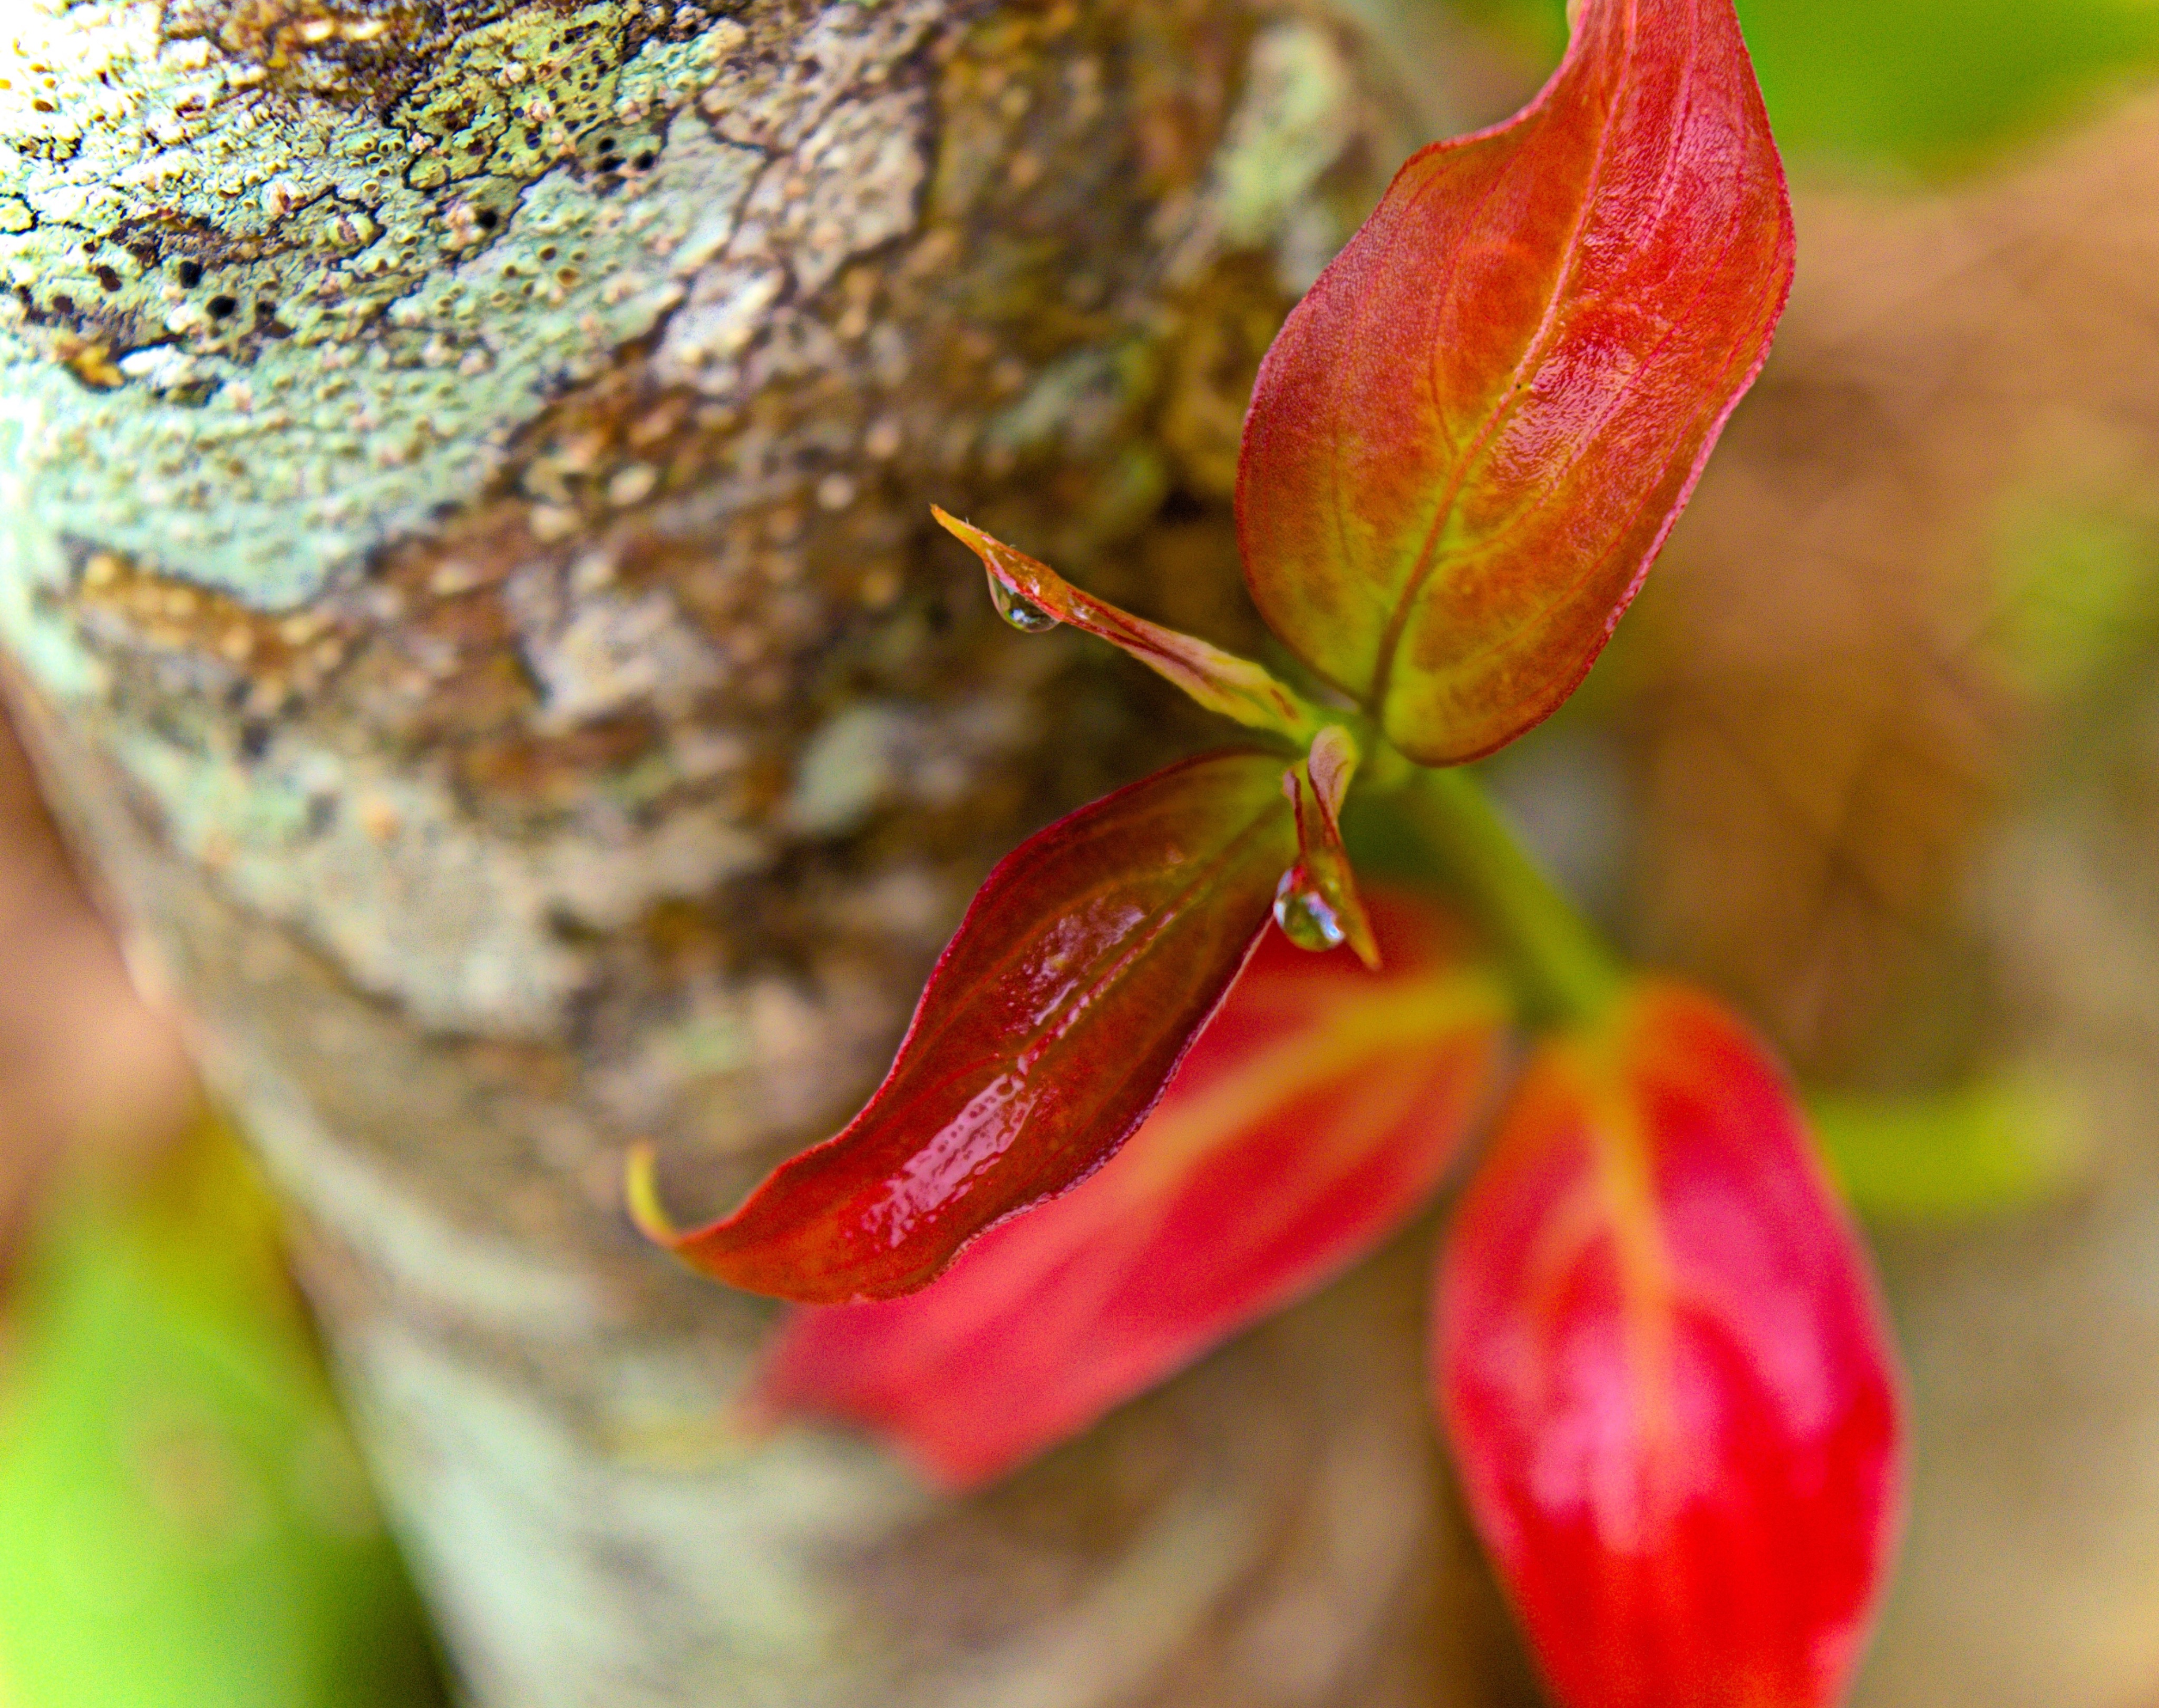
1236;0;1795;764
1437;983;1905;1708
631;750;1300;1303
755;887;1510;1485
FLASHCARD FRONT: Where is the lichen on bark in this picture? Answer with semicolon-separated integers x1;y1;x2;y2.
0;1;1518;1702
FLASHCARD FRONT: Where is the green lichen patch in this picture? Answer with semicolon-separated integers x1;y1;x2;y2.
402;4;654;191
0;0;755;608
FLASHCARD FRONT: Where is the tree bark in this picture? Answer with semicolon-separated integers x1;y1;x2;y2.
0;2;1530;1702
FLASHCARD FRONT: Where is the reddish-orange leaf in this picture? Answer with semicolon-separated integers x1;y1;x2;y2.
756;889;1508;1486
933;507;1325;743
631;751;1299;1303
1237;0;1794;764
1437;984;1904;1708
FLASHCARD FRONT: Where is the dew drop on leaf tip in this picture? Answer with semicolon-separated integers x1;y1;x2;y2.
988;574;1059;632
1273;866;1346;952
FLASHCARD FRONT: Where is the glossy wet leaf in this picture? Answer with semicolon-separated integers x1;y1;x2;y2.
933;507;1325;743
1438;984;1903;1708
634;751;1299;1303
1237;0;1794;764
756;890;1508;1486
1280;725;1379;969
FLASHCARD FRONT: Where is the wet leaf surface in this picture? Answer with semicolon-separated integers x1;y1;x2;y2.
636;751;1300;1303
932;507;1325;743
1279;725;1380;969
757;890;1508;1485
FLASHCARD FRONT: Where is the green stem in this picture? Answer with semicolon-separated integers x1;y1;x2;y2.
1394;764;1621;1027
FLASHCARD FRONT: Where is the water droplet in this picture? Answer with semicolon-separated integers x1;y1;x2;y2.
1273;867;1346;953
988;573;1059;632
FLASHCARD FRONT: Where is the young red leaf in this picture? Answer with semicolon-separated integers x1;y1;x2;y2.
756;889;1508;1486
1278;725;1380;969
933;507;1325;743
1437;984;1903;1708
1237;0;1794;765
631;751;1299;1304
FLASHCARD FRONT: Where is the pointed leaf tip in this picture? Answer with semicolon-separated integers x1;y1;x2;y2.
623;1141;677;1242
1237;0;1795;764
1280;725;1379;969
644;750;1299;1303
757;888;1508;1486
1438;984;1904;1708
932;506;1325;743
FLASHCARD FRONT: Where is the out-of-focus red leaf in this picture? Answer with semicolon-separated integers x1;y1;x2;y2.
1437;984;1903;1708
1237;0;1794;765
1279;725;1380;969
932;507;1324;743
631;751;1298;1303
756;889;1509;1486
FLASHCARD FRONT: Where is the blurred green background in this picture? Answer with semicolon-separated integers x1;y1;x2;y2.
1463;0;2159;172
0;1124;445;1707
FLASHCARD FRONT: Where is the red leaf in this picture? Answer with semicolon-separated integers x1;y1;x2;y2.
932;507;1324;743
632;751;1299;1303
1437;984;1903;1708
756;889;1509;1485
1237;0;1794;765
1279;724;1380;969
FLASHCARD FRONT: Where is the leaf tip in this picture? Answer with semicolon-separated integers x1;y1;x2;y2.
1280;736;1380;969
1346;921;1383;973
931;505;1004;574
624;1141;682;1247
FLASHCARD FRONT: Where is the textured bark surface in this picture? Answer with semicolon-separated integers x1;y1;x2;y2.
0;2;1536;1702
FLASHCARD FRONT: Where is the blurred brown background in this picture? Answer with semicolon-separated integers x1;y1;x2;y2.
0;700;194;1253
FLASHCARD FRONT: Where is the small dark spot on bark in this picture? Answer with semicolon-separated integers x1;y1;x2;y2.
475;207;500;230
239;721;273;759
207;294;237;318
52;293;76;316
178;259;203;287
632;150;655;170
94;265;122;292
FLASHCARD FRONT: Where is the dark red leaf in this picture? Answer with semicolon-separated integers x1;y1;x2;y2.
631;751;1299;1303
757;889;1508;1485
1437;984;1904;1708
1237;0;1794;764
